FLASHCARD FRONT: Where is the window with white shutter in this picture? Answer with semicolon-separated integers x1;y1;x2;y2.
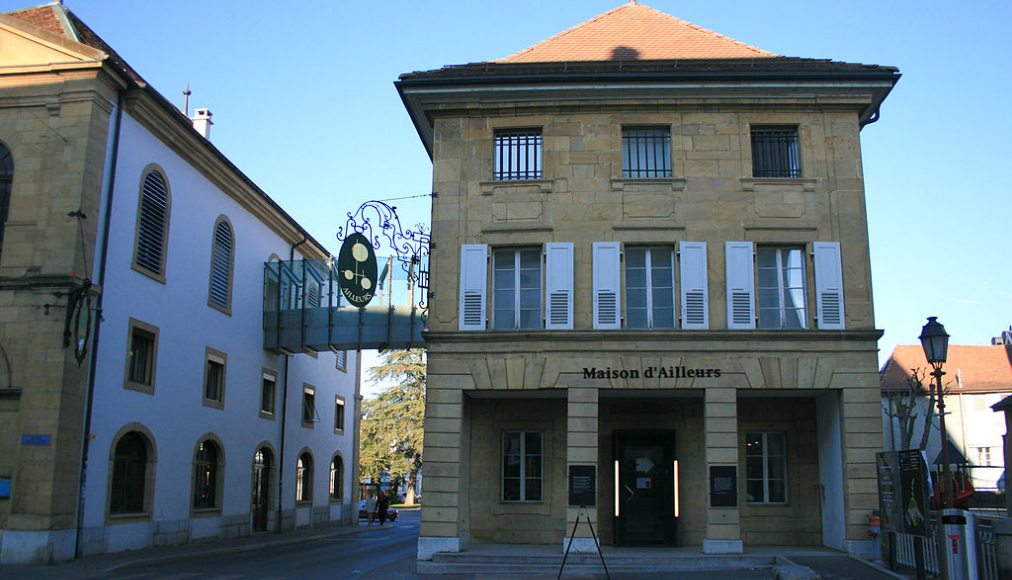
757;246;807;329
208;217;234;313
133;169;171;281
625;246;675;329
492;248;542;330
459;244;488;331
813;242;845;330
544;242;573;330
725;241;755;329
593;242;621;329
679;241;709;329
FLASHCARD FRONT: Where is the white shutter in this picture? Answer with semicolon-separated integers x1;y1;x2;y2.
459;244;487;331
725;241;755;329
679;241;709;330
593;242;621;329
545;242;574;330
813;242;845;330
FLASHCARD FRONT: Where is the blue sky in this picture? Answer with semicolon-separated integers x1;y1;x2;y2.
7;0;1009;392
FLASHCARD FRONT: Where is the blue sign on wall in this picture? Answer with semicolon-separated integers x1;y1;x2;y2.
0;478;10;498
21;434;52;446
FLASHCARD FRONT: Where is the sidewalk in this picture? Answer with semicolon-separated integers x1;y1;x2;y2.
0;520;372;580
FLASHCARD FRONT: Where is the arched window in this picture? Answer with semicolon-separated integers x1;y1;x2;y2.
296;452;313;503
0;143;14;261
208;217;234;312
133;169;170;279
110;431;149;515
329;455;344;500
193;439;221;509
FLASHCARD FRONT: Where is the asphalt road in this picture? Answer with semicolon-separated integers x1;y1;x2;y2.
116;511;424;579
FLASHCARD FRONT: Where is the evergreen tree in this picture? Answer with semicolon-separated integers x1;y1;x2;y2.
361;349;425;505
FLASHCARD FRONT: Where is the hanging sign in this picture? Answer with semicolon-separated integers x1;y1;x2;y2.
337;233;378;307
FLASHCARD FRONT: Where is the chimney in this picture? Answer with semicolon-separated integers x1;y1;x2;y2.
192;108;213;140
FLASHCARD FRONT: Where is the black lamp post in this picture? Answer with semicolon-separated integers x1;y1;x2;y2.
919;316;952;509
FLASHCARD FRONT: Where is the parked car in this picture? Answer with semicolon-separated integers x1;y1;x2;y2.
358;499;398;521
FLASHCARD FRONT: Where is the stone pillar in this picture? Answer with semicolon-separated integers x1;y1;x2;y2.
703;386;741;554
564;386;599;552
840;383;882;557
416;384;463;560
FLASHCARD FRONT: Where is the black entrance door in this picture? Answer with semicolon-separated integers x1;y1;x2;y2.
615;430;676;545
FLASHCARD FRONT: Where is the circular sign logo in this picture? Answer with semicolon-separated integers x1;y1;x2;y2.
337;233;378;307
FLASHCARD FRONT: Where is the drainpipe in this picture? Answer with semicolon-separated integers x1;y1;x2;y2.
75;90;124;557
277;235;308;533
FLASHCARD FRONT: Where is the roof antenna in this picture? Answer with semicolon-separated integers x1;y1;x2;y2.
182;83;191;116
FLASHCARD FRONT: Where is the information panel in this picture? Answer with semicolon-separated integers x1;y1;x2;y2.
709;465;737;507
876;449;930;536
568;465;596;506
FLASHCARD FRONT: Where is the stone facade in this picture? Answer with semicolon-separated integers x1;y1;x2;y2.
399;27;898;558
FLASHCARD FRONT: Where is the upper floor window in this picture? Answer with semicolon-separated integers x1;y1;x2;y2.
502;431;543;502
260;369;277;418
622;127;671;178
0;143;14;262
725;241;844;330
757;247;807;329
493;129;542;181
745;431;787;504
751;127;800;178
335;350;347;372
302;384;317;427
133;169;171;280
208;217;234;313
334;396;346;433
202;348;227;409
124;318;158;394
493;248;541;330
625;246;675;329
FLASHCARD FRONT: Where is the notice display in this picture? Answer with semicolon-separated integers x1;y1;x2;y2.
709;465;737;507
568;465;596;506
876;449;929;536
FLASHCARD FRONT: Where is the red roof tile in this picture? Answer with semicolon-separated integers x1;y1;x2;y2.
6;4;72;39
881;344;1012;394
498;1;776;63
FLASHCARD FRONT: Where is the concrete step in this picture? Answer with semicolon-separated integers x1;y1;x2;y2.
419;551;778;575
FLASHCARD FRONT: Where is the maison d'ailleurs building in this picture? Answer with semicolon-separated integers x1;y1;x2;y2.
398;2;899;558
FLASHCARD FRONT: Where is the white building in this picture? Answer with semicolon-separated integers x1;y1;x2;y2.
0;3;359;562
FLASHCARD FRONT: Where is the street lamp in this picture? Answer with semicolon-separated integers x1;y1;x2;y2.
919;316;952;509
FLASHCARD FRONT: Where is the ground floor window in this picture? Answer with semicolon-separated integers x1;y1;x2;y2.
297;452;313;503
502;431;542;502
110;431;149;514
330;455;344;500
745;431;787;504
193;439;220;509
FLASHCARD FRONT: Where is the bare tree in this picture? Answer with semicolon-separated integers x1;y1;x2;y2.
884;367;936;450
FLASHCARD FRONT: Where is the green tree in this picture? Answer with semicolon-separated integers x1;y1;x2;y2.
361;349;425;505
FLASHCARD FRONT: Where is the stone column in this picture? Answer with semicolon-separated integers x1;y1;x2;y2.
703;386;742;554
840;381;883;556
564;386;599;552
416;384;463;560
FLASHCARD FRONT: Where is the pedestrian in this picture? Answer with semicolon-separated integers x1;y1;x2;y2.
365;493;377;526
377;490;390;526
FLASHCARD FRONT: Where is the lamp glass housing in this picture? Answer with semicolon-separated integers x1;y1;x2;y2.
919;316;949;364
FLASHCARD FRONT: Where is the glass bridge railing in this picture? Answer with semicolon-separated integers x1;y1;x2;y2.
263;255;425;353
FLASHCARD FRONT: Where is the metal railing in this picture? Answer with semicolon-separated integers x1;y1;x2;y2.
892;512;999;579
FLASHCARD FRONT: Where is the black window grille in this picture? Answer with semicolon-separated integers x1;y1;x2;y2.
622;128;671;178
751;128;800;178
0;144;13;262
494;129;542;180
111;432;147;514
193;440;219;509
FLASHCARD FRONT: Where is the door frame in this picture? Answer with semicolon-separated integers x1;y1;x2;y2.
613;429;677;546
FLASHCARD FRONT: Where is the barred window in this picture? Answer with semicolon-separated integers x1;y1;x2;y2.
751;127;800;178
494;129;542;180
296;452;313;503
329;455;344;500
622;127;671;178
134;170;170;278
110;432;149;514
193;439;220;509
0;143;13;262
208;217;234;311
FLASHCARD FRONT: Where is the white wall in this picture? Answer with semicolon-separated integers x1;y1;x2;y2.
81;111;357;552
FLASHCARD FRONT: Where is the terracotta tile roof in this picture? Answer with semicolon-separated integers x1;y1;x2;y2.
4;4;69;37
5;2;145;84
880;344;1012;394
498;1;776;63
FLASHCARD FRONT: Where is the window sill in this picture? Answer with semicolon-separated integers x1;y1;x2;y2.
207;300;232;317
131;263;167;284
202;398;225;410
192;507;222;518
259;410;276;420
740;177;816;191
329;496;344;504
108;512;151;524
611;177;686;191
480;179;553;195
123;381;155;395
